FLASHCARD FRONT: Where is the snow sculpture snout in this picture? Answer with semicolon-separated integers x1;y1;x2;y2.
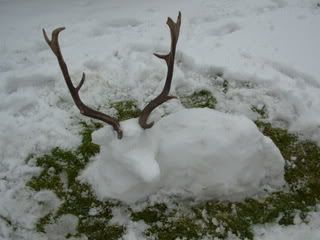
81;108;285;203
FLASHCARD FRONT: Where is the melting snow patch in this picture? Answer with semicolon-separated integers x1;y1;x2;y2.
254;209;320;240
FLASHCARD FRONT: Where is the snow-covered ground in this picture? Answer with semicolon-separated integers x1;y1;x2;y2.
1;0;320;239
254;206;320;240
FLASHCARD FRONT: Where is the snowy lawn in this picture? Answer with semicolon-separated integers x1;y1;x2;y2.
1;0;320;239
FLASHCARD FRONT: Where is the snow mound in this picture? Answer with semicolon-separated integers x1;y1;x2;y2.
80;108;285;203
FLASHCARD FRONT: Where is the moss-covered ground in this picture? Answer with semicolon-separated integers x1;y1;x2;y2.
179;90;217;109
27;121;124;239
111;100;141;121
27;97;320;239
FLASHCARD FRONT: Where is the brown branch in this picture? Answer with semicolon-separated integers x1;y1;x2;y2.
138;12;181;129
43;27;123;139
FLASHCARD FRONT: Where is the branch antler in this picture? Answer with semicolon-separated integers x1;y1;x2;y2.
43;27;123;139
139;12;181;129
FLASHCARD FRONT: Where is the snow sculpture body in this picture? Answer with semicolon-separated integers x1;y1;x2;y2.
81;108;285;203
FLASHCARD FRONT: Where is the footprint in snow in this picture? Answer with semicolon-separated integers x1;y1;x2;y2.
4;74;55;94
90;18;143;37
106;18;143;28
211;22;241;37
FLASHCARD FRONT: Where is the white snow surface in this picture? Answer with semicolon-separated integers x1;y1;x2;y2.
254;207;320;240
81;108;285;203
1;0;320;239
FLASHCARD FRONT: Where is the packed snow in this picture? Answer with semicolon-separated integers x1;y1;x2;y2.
81;108;284;203
254;207;320;240
1;0;320;239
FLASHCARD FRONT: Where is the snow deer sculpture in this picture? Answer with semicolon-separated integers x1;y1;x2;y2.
43;12;285;203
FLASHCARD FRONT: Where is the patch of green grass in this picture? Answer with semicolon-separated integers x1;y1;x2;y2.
131;203;169;224
111;100;141;121
180;90;217;109
132;203;206;240
222;79;229;94
78;121;102;160
251;105;268;119
28;121;124;240
36;213;53;232
0;215;13;226
256;121;320;194
154;216;204;240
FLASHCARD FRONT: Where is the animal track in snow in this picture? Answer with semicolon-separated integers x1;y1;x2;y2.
4;74;55;94
263;59;320;89
90;18;143;37
211;22;241;37
106;18;143;28
255;0;287;13
0;61;13;73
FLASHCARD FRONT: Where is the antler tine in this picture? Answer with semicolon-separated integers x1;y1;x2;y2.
139;12;181;129
43;27;123;139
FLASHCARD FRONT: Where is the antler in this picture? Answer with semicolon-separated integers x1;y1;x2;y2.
139;12;181;129
43;27;123;139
